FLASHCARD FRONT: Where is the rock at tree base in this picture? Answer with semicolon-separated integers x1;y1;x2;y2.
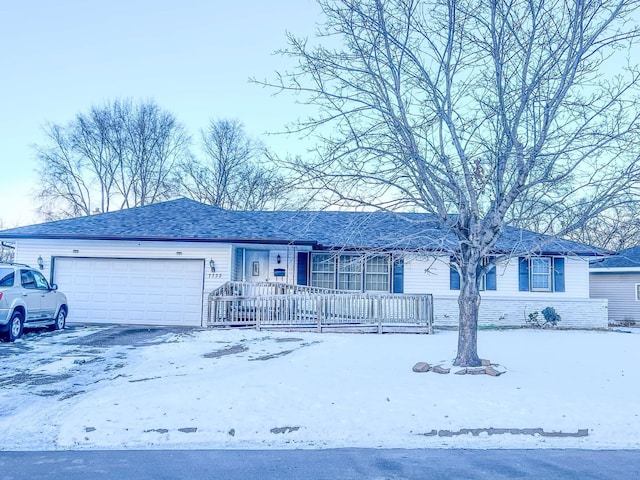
412;362;431;372
432;365;450;374
466;368;487;375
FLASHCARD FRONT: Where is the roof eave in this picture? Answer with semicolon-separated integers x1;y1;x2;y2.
0;233;318;247
589;266;640;273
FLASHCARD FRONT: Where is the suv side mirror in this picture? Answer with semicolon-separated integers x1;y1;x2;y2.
51;284;58;291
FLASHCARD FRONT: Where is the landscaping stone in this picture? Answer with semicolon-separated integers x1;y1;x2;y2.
412;362;431;373
481;359;491;366
432;365;450;374
466;368;487;375
485;366;503;377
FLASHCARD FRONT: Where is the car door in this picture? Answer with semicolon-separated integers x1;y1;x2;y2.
20;269;43;321
33;271;58;319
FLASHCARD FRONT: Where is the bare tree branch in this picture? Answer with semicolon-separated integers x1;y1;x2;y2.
177;119;297;210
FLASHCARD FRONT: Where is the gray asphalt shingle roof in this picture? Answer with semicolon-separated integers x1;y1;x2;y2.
590;246;640;268
0;198;604;255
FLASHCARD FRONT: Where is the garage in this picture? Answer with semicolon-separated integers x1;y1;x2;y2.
53;258;204;326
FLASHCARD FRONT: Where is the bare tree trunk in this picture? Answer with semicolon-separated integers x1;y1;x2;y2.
454;277;482;367
453;251;482;367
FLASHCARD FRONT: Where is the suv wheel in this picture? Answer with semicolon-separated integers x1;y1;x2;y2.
7;311;24;342
51;308;66;331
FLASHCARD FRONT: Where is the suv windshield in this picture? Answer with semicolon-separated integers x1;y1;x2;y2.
0;268;14;287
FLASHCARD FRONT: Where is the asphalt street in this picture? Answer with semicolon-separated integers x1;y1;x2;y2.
1;448;639;480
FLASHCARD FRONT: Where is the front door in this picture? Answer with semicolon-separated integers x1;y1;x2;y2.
244;250;269;283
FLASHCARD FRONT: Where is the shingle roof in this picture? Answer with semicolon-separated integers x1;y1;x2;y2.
0;198;605;256
590;246;640;268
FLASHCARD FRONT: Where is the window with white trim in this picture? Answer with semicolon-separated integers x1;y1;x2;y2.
310;253;336;289
338;254;362;291
530;257;552;291
635;284;640;301
365;255;390;292
519;256;565;292
310;252;392;292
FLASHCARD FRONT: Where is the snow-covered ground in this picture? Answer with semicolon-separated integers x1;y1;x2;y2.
1;325;638;451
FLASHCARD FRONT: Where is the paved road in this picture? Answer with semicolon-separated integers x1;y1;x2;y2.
0;449;638;480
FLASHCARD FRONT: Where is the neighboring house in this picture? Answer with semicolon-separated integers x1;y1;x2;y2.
0;198;608;329
590;246;640;325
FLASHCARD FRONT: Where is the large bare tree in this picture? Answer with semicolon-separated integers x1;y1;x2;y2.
178;119;295;210
261;0;640;365
36;99;190;219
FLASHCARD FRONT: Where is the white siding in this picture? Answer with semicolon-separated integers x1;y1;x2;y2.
15;238;232;291
402;254;605;328
492;256;590;298
12;238;603;328
14;238;233;325
230;246;302;284
403;255;591;299
403;255;451;295
269;248;296;284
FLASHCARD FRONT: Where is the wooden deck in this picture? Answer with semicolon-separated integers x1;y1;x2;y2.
207;281;433;333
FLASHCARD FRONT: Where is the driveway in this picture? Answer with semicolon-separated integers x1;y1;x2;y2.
0;324;194;395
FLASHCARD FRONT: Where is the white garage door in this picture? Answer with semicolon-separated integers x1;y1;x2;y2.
53;258;204;326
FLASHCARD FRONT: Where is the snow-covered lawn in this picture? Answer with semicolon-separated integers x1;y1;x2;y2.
1;326;639;450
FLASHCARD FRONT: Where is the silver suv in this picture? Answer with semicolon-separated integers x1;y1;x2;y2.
0;263;68;342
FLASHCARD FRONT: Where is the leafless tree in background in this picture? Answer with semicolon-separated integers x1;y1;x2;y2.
0;221;14;262
0;242;14;263
261;0;640;365
36;99;190;219
178;119;295;210
562;204;640;252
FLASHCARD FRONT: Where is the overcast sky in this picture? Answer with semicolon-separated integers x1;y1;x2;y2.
0;0;320;227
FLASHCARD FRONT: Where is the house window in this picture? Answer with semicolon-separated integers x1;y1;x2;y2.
449;257;497;291
309;252;393;292
518;257;565;292
338;254;362;291
310;254;336;289
365;255;390;292
530;257;552;291
635;284;640;301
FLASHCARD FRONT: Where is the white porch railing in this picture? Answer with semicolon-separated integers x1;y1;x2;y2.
207;282;433;333
208;281;352;298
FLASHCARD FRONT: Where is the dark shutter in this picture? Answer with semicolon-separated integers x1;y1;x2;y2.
450;258;461;290
518;257;529;291
297;252;309;285
553;257;565;292
393;258;404;293
485;258;497;291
